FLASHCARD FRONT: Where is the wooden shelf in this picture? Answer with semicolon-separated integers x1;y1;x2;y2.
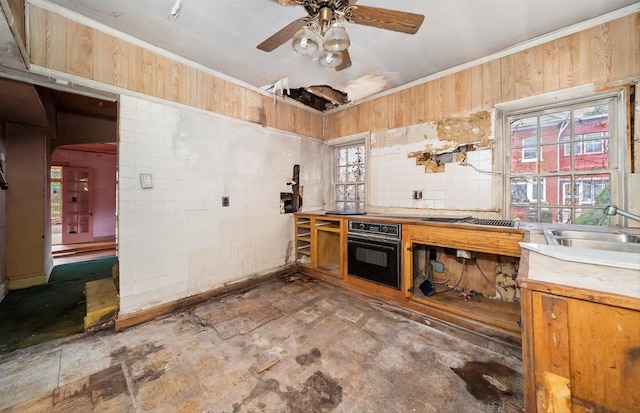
295;214;344;279
412;288;521;333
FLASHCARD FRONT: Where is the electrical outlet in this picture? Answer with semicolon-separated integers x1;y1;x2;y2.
456;249;474;259
222;196;230;207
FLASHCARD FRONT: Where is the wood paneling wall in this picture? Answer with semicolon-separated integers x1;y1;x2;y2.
5;0;26;47
27;5;323;139
325;13;640;139
24;6;639;141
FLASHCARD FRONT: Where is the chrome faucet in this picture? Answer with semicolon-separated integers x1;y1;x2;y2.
603;205;640;223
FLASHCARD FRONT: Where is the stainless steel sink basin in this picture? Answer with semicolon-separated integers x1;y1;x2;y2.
544;228;640;254
546;229;640;243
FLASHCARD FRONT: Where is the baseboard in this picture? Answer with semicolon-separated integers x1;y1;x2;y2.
8;273;47;290
115;266;298;331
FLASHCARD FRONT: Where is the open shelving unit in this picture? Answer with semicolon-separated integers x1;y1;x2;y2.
294;215;344;278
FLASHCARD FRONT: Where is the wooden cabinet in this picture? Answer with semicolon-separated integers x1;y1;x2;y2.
521;288;640;412
294;215;344;278
401;224;525;343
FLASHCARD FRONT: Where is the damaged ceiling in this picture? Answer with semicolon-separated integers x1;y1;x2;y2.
2;1;639;112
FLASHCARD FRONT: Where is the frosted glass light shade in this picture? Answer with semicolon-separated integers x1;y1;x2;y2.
323;23;350;52
319;50;343;67
292;27;323;57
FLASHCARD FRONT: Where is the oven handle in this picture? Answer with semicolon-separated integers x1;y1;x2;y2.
347;236;401;248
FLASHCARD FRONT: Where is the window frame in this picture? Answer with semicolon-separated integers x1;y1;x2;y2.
501;89;626;226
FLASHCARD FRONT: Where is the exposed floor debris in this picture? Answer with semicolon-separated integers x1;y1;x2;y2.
0;274;523;412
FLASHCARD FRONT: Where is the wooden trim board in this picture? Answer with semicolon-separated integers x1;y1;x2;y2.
115;267;297;330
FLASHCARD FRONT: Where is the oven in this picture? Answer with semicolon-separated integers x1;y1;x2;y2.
347;220;402;290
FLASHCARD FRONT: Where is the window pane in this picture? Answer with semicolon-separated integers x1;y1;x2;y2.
347;165;359;182
574;174;610;205
337;166;347;183
345;184;356;201
539;144;561;173
336;148;347;166
575;207;610;225
510;178;535;205
576;138;608;170
511;149;537;174
357;184;365;203
347;147;359;165
574;104;609;137
335;185;345;202
540;111;571;144
510;117;537;147
510;206;537;222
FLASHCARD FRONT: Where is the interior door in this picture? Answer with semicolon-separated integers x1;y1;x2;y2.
62;167;94;244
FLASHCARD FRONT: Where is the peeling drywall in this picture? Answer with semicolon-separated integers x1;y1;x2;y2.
343;74;391;102
400;110;494;173
436;111;493;148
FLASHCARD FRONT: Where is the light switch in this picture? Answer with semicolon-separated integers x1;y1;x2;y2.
140;173;153;189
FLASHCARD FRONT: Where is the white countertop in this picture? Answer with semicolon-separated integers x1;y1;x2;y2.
522;228;640;301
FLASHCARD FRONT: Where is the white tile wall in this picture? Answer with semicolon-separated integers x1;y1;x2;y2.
369;136;497;212
118;95;324;314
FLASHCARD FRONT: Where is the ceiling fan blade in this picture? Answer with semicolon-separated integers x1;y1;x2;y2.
275;0;298;5
349;5;424;35
335;49;351;71
257;18;307;52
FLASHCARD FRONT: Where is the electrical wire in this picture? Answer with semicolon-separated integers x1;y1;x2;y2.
446;258;466;290
428;262;452;285
474;258;503;299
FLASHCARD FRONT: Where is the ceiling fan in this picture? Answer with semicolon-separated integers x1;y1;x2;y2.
257;0;425;71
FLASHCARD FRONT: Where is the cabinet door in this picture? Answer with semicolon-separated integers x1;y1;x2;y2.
568;298;640;412
532;292;572;412
62;167;94;244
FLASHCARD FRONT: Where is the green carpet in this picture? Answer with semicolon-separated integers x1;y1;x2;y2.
0;256;117;355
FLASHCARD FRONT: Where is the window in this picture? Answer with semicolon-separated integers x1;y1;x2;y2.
505;96;621;225
583;132;605;154
333;143;365;211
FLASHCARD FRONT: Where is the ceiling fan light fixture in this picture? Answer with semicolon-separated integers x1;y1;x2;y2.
319;50;343;68
292;26;323;57
323;22;350;52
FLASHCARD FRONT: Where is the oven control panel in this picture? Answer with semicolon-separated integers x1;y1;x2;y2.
347;220;401;239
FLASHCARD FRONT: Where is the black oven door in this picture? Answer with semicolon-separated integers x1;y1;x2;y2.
347;236;401;289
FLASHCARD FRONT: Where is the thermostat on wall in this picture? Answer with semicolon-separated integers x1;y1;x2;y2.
140;173;153;189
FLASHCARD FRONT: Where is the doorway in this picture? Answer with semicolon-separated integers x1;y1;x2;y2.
51;144;117;263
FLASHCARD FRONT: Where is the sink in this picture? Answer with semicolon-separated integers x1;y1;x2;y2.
545;229;640;243
543;228;640;255
520;227;640;270
555;238;640;254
